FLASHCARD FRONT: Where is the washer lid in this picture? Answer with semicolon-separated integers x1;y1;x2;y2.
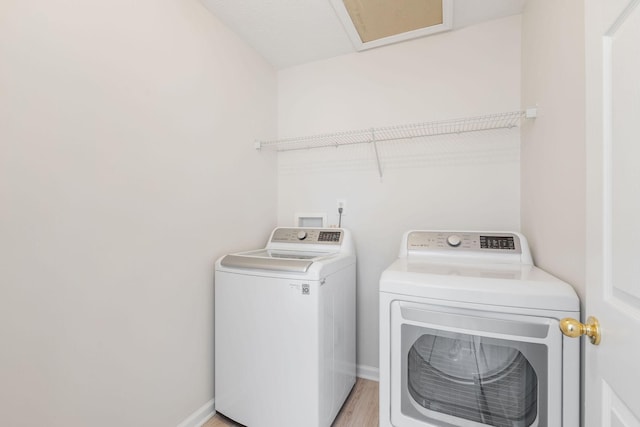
380;259;579;312
220;249;334;273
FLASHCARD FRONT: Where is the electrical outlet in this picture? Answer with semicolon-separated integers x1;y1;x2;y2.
336;199;347;215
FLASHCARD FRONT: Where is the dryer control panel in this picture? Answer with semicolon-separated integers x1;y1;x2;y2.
407;231;522;254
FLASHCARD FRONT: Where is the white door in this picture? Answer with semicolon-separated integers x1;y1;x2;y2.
585;0;640;425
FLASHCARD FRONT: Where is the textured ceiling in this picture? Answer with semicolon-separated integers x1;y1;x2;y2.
200;0;525;69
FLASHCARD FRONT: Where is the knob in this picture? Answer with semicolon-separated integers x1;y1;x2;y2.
447;235;462;247
560;316;601;345
297;231;307;240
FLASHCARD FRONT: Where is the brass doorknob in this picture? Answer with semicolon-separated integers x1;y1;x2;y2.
559;316;601;345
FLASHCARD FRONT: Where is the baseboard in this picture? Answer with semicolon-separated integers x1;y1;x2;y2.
177;398;215;427
356;364;379;382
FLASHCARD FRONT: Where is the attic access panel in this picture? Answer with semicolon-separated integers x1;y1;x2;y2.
330;0;453;51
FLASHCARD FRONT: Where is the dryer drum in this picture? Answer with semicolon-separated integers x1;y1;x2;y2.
408;333;538;427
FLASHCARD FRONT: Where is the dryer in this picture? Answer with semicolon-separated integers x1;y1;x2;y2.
379;230;579;427
215;227;356;427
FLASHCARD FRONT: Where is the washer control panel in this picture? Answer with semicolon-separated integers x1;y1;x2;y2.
408;231;521;253
271;228;343;245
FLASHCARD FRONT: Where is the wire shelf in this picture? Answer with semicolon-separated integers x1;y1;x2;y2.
256;110;535;152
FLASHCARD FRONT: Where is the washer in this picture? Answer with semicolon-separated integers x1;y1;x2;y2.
215;227;356;427
379;230;579;427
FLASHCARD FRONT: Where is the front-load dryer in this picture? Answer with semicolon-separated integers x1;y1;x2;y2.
215;227;356;427
379;230;580;427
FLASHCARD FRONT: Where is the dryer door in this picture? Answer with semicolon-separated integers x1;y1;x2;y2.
390;301;563;427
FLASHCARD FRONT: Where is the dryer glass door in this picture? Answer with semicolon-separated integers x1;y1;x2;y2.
391;302;562;427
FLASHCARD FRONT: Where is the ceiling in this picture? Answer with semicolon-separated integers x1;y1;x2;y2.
200;0;525;69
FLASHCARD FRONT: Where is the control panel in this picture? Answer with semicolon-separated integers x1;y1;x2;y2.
271;228;343;245
407;231;521;254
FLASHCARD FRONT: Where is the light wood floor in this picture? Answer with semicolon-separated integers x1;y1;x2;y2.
204;377;379;427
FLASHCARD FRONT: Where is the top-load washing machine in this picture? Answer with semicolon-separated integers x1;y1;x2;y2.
379;230;580;427
215;227;356;427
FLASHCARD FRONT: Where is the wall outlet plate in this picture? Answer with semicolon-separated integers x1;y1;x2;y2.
337;199;347;215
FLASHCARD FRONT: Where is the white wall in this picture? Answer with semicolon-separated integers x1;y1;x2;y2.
520;0;586;302
277;16;522;371
0;1;277;426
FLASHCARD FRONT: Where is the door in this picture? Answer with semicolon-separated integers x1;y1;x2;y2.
585;0;640;425
390;300;572;426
